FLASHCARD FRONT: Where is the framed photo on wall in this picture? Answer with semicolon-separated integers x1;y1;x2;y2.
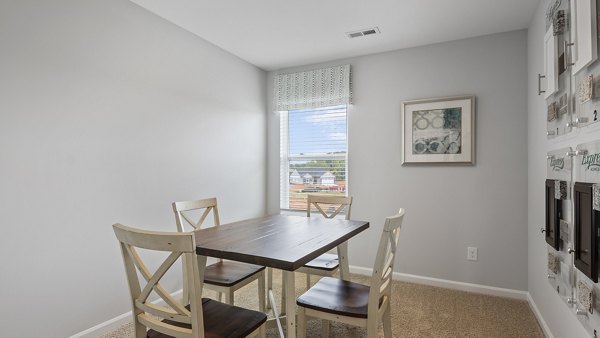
401;95;475;165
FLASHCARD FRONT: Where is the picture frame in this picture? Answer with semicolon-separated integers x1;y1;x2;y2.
401;95;475;165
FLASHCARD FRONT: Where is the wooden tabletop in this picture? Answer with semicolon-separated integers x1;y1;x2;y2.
195;214;369;271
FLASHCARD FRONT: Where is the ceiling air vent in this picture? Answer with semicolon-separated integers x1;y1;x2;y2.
346;27;380;39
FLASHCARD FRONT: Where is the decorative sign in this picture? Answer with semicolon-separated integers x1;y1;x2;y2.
575;141;600;183
547;147;572;182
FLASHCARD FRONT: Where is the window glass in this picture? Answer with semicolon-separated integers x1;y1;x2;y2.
280;105;348;210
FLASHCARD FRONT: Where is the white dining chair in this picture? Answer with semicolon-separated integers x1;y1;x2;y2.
112;223;267;338
267;194;353;311
173;198;265;312
296;209;405;338
299;194;353;286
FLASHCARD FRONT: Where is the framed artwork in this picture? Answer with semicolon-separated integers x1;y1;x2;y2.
401;95;475;165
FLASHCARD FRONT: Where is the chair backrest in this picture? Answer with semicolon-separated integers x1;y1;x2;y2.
306;194;353;220
172;198;221;306
113;223;206;338
368;209;405;318
172;198;220;231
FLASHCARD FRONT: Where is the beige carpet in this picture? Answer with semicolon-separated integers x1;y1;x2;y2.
102;271;544;338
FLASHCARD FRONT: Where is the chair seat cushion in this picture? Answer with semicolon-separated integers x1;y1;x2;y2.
147;298;267;338
303;253;339;271
204;261;265;287
296;277;371;318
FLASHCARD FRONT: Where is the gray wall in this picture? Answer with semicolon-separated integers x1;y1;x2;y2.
0;1;266;337
267;30;529;291
527;0;596;336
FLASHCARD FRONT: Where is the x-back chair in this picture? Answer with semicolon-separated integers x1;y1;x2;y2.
267;194;353;312
172;198;266;312
296;209;405;338
112;223;267;338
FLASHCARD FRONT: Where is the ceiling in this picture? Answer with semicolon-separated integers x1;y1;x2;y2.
129;0;540;71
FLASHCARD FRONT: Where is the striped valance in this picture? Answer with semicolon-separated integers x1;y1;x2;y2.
274;64;352;111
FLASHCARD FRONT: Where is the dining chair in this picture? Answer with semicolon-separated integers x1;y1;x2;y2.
112;223;267;338
173;198;265;312
267;194;353;311
296;209;405;338
300;195;353;287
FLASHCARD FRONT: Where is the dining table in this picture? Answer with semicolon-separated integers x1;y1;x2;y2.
194;213;370;338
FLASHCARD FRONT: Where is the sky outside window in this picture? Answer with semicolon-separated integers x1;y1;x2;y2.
288;105;347;155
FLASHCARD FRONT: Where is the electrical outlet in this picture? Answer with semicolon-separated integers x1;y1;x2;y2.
467;247;478;261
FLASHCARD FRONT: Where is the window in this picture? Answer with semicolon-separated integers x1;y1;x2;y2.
280;105;348;210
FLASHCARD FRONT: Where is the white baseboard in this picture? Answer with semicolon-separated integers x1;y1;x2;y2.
74;270;548;338
69;289;183;338
350;266;553;337
526;292;554;338
349;265;528;300
69;312;132;338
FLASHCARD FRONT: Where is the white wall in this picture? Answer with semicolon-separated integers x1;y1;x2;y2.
527;0;597;337
0;1;266;337
268;31;529;291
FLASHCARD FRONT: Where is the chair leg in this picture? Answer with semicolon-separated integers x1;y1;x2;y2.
321;319;330;337
134;318;146;338
225;290;234;305
337;242;350;281
258;271;266;312
366;317;378;338
297;306;306;338
266;267;272;310
305;273;311;290
281;272;286;313
259;323;266;338
383;303;392;338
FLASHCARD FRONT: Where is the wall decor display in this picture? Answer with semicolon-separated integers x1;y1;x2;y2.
546;0;561;25
401;96;474;165
549;101;559;122
569;0;597;74
546;148;572;249
546;178;564;250
560;219;571;242
558;93;569;116
574;181;597;282
549;251;561;274
548;148;573;181
577;74;593;103
569;0;600;131
548;101;558;121
542;0;575;138
553;9;568;36
573;141;600;284
544;24;559;99
575;141;600;183
541;0;600;335
545;148;573;301
577;279;594;313
574;71;600;128
547;91;573;137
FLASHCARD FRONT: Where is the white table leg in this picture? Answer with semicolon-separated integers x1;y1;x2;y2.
284;270;296;338
338;241;350;280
